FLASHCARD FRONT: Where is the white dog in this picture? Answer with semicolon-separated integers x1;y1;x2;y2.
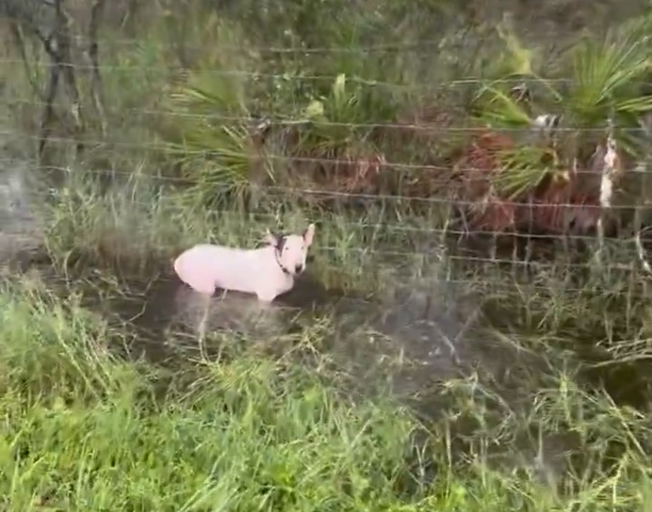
174;224;316;340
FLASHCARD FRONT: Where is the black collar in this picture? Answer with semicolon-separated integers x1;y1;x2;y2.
275;248;292;276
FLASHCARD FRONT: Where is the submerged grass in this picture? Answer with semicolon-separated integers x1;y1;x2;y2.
2;264;652;510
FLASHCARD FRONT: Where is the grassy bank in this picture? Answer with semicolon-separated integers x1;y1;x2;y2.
17;157;651;510
0;275;651;511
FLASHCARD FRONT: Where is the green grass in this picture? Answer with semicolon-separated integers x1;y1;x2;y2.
3;0;652;510
2;263;652;511
16;167;652;512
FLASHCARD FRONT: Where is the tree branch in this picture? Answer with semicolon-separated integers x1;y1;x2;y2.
8;20;43;101
88;0;107;136
57;2;84;158
2;0;86;161
38;46;60;160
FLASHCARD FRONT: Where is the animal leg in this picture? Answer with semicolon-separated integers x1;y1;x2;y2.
252;293;274;328
197;292;211;358
256;288;277;303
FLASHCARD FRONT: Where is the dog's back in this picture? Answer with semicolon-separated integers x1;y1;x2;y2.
174;244;266;296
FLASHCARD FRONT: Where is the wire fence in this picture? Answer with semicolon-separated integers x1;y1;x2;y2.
5;99;652;137
66;36;479;54
6;61;652;91
1;55;652;291
1;57;649;89
1;108;650;208
2;151;651;296
4;153;651;260
3;137;647;179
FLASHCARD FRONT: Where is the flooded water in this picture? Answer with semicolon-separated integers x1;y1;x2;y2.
0;242;624;484
95;258;486;375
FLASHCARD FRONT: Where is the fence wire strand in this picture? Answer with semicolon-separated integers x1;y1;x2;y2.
7;98;652;135
5;132;652;179
2;58;647;89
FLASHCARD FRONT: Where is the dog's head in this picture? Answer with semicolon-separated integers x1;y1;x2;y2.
265;223;315;276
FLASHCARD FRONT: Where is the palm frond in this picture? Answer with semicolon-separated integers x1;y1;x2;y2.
566;17;652;125
474;85;533;128
492;146;556;199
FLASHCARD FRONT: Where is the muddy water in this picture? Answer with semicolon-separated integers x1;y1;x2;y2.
98;257;499;380
79;245;543;401
0;161;515;392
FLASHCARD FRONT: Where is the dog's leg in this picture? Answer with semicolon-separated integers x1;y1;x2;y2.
197;292;211;358
255;291;276;334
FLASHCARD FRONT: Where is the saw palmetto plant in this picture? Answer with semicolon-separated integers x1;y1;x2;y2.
464;14;652;232
154;14;269;209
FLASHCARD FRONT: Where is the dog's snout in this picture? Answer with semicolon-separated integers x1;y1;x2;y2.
295;264;304;274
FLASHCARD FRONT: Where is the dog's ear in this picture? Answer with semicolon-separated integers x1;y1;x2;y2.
303;223;315;247
264;229;282;247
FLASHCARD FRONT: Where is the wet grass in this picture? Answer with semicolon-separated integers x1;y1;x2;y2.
3;259;652;510
42;168;451;293
0;170;639;510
